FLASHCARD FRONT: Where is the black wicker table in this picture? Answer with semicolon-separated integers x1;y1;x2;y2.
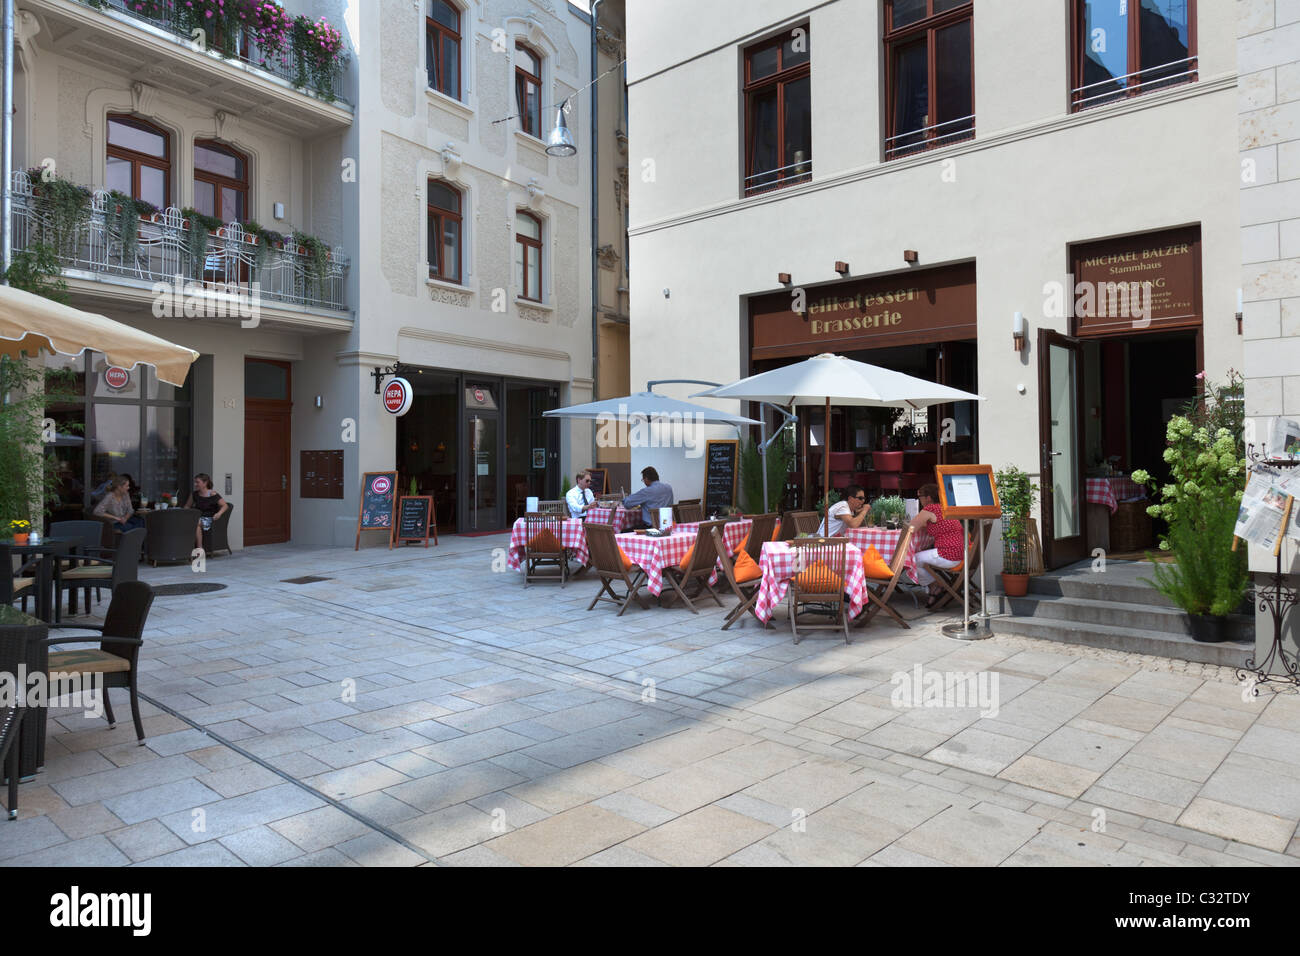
0;604;48;780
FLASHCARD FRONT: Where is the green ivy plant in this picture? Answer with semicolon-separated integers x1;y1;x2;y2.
241;220;287;272
994;465;1038;575
292;230;330;293
181;207;224;274
26;169;92;253
104;190;158;266
3;243;69;304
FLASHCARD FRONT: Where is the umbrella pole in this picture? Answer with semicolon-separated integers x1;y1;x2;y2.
823;395;830;528
759;415;768;516
1;0;12;279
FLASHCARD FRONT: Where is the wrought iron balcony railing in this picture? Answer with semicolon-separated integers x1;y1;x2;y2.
88;0;349;105
13;174;350;314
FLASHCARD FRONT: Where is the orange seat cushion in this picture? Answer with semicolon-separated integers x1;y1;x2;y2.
527;528;563;553
732;549;763;583
862;546;894;580
674;543;695;571
733;532;749;557
617;545;636;571
794;560;843;593
771;522;782;541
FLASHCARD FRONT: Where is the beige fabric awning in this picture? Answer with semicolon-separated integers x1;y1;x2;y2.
0;284;199;386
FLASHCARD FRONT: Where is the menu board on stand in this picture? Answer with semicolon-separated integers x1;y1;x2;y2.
355;471;398;550
703;440;739;516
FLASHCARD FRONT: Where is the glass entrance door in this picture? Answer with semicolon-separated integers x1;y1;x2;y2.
464;383;500;530
1039;330;1086;567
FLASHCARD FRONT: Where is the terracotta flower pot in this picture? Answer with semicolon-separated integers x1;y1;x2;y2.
1001;572;1029;597
12;532;29;545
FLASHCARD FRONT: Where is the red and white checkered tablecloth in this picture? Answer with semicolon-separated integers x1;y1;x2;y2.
753;540;869;624
506;518;589;570
1085;476;1147;515
670;518;752;556
843;527;919;583
584;504;637;531
614;527;736;596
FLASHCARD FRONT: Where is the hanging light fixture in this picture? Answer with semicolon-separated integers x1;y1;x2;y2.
545;98;577;157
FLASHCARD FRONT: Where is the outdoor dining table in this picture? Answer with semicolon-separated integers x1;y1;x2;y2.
584;504;637;531
753;539;871;624
1;536;79;623
505;518;591;570
842;527;920;583
1085;476;1146;515
0;603;49;779
614;518;752;596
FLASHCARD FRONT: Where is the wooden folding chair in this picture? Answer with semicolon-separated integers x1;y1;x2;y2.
522;513;570;587
779;510;820;540
921;520;991;611
743;513;779;563
787;537;850;644
584;524;649;615
673;502;704;523
710;526;767;630
854;525;914;629
536;500;567;516
660;519;726;614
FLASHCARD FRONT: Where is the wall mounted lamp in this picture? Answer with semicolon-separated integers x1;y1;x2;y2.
1012;311;1026;351
903;250;918;263
834;261;849;275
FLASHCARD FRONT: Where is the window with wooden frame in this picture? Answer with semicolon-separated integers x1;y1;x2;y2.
515;43;542;137
515;210;542;301
106;114;171;208
1071;0;1196;111
742;25;811;196
883;0;973;161
426;0;461;99
193;140;249;223
427;179;462;283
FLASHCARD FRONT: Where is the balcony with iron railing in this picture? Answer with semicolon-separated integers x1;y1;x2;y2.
743;158;813;198
1071;56;1199;112
12;173;350;319
885;114;976;161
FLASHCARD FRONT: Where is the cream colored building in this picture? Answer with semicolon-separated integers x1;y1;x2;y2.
14;0;604;548
627;0;1241;571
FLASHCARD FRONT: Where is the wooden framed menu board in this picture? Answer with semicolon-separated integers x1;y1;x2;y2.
355;471;399;550
703;439;739;515
395;495;437;547
934;464;1001;519
585;467;609;495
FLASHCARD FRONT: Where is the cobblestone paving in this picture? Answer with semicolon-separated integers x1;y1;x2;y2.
2;536;1296;867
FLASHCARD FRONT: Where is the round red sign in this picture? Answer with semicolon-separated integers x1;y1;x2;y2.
372;475;391;495
104;366;130;389
473;388;485;404
383;378;413;416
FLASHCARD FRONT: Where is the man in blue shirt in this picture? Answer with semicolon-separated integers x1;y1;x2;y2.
622;466;674;528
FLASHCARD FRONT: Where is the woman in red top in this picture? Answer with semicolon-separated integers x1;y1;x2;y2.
909;482;967;609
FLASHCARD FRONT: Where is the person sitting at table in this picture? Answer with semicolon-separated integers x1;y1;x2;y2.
910;482;967;610
565;471;597;518
93;476;144;532
820;484;870;536
185;473;229;552
622;466;674;528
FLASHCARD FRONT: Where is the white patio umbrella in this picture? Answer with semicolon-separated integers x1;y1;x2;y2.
694;352;984;519
0;283;198;385
542;390;760;426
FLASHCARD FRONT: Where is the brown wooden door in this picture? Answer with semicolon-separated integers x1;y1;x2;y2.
1038;330;1087;568
244;359;292;546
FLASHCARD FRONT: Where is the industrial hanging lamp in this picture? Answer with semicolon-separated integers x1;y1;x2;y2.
545;99;577;157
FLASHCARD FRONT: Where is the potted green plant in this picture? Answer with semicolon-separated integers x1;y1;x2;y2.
8;518;31;545
1132;371;1248;642
871;495;907;530
994;465;1038;596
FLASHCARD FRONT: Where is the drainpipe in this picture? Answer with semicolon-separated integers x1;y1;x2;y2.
589;0;604;471
2;0;14;282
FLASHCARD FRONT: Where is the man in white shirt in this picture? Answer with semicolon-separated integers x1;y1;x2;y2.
566;471;597;518
820;484;870;536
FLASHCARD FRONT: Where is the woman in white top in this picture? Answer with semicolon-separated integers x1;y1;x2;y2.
820;484;871;536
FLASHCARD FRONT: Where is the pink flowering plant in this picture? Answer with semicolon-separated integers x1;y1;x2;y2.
292;13;347;98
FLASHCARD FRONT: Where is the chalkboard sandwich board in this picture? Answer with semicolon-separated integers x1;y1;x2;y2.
703;439;739;516
585;467;609;495
396;495;436;547
356;471;399;550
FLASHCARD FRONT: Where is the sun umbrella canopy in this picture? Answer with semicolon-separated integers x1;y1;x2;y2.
693;352;983;408
543;391;760;426
0;284;199;386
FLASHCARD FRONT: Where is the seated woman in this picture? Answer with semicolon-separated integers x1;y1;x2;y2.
93;476;145;532
819;484;871;536
184;473;229;552
909;482;967;610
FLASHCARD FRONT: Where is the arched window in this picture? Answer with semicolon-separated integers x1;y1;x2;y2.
106;114;171;208
515;210;542;301
515;43;542;137
426;0;461;98
193;140;249;223
427;180;462;282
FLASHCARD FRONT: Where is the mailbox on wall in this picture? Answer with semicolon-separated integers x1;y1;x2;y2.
301;450;345;499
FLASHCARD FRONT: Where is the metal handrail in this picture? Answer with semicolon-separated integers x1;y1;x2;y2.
744;158;813;186
11;172;349;313
94;0;349;105
885;113;975;145
1071;55;1198;108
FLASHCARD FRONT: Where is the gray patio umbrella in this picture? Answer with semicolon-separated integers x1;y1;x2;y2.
694;352;983;517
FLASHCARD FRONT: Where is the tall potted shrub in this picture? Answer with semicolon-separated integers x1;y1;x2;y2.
995;465;1037;596
1132;371;1248;642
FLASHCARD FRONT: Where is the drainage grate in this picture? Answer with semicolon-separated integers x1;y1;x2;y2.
151;583;228;596
281;575;333;584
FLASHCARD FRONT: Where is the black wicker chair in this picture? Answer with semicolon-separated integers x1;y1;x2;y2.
58;528;144;615
0;703;21;819
202;502;234;557
145;508;199;566
43;580;155;745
